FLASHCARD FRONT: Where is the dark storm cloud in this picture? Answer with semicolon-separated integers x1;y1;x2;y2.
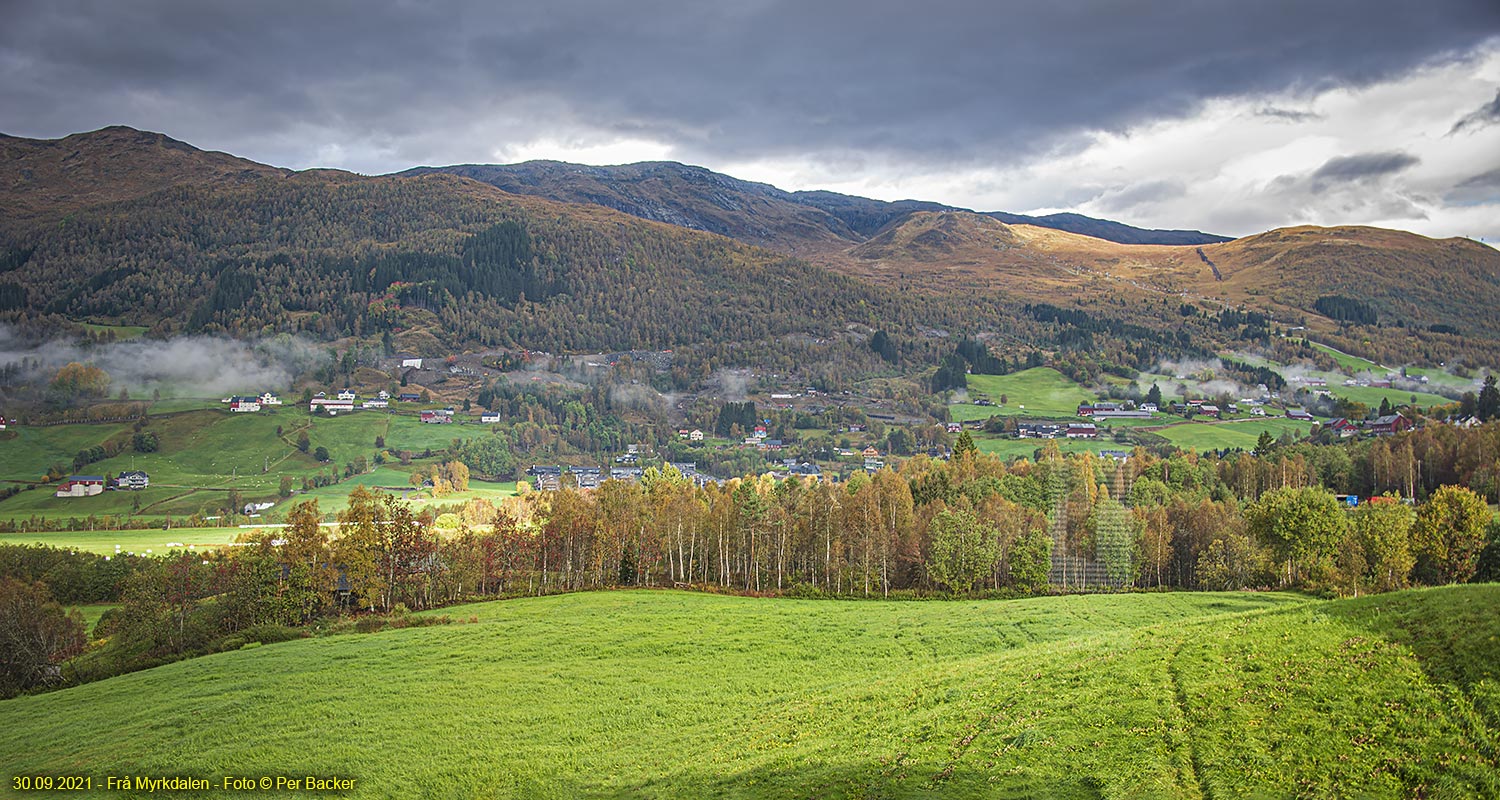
1446;166;1500;204
1090;180;1185;213
1449;90;1500;134
1;0;1497;174
1309;151;1420;192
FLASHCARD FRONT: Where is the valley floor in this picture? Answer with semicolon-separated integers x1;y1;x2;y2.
2;587;1497;799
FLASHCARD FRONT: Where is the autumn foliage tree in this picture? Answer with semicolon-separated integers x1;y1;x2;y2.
0;577;86;697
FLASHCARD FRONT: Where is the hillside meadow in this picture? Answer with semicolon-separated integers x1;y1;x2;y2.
3;586;1497;798
0;408;504;521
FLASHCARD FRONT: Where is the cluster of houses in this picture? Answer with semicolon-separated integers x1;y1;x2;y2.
1325;413;1413;438
1076;401;1155;419
222;392;283;413
676;429;706;441
1017;422;1098;439
419;408;455;424
54;470;149;498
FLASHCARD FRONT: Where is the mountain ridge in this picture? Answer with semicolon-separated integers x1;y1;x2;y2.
4;126;1499;358
396;159;1232;249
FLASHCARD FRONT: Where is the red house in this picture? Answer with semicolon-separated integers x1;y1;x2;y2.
1367;414;1412;436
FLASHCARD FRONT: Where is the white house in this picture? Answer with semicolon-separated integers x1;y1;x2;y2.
689;429;704;442
480;412;502;423
337;389;357;401
376;390;391;400
115;471;149;490
258;392;282;406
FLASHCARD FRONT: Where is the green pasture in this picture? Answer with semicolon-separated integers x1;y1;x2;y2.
974;435;1115;461
951;368;1095;420
1152;417;1317;452
78;322;148;341
0;526;250;555
0;410;503;521
1329;383;1455;411
3;586;1497;798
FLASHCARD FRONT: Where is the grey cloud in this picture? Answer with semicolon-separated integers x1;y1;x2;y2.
2;0;1498;175
1445;166;1500;204
1449;89;1500;134
1090;180;1186;214
1255;106;1324;122
1309;151;1420;192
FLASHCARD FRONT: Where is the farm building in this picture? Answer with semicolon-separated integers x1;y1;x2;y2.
420;410;454;424
480;412;501;423
1368;414;1412;436
228;396;261;412
1065;423;1098;439
310;398;355;413
55;476;105;497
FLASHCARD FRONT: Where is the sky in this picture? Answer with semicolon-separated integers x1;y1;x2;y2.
2;1;1499;241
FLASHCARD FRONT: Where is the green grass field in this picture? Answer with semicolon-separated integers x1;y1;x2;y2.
78;322;148;341
3;586;1496;798
65;604;119;637
1305;340;1384;372
0;410;503;521
0;526;252;555
1151;417;1316;452
974;435;1117;460
951;368;1095;420
1329;383;1455;411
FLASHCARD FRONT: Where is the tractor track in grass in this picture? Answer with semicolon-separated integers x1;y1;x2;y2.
1167;640;1212;800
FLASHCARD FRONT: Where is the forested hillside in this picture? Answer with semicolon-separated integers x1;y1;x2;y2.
4;127;1500;375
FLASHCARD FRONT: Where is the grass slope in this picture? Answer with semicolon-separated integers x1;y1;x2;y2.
0;526;249;555
1152;418;1316;452
951;368;1094;420
4;587;1496;798
0;410;502;521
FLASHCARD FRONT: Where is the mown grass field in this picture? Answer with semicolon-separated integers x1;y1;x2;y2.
950;368;1094;420
1305;339;1384;372
1330;383;1455;411
4;586;1496;798
1151;417;1317;452
0;526;254;555
974;435;1116;460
